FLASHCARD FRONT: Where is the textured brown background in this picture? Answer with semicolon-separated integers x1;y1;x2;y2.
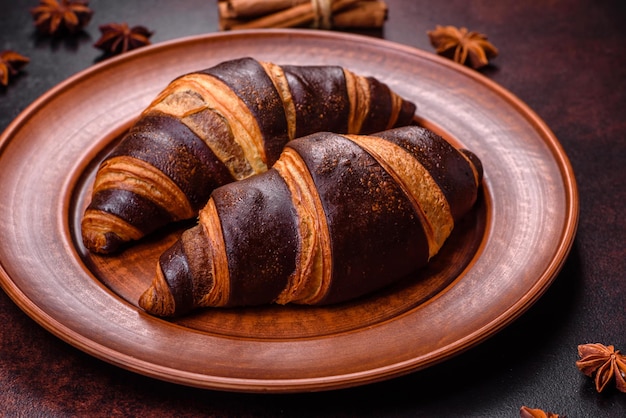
1;0;625;416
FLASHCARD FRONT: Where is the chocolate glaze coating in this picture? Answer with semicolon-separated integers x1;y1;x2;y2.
211;169;299;306
201;57;290;166
87;188;173;236
359;77;393;134
460;149;484;182
282;64;351;138
158;239;194;314
287;132;430;305
394;99;418;128
107;112;234;211
374;127;481;222
360;77;417;133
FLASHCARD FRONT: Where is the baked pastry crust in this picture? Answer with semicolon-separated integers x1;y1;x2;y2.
139;126;483;317
81;57;417;254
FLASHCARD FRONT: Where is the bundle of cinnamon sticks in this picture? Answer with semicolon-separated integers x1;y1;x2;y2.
218;0;388;31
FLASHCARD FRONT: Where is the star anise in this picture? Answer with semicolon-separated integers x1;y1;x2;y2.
576;343;626;393
94;23;153;56
30;0;93;35
427;25;498;69
0;50;30;87
520;406;560;418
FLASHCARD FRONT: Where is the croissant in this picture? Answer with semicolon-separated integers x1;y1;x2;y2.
138;126;483;317
81;57;416;254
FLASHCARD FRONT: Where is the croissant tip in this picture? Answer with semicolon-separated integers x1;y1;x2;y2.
82;230;125;255
138;285;176;317
460;149;484;184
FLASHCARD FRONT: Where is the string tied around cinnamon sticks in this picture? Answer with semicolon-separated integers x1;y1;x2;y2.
311;0;333;29
217;0;388;31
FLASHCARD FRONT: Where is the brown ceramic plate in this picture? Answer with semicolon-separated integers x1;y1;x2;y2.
0;30;578;393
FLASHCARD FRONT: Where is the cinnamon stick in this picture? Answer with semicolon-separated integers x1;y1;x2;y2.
218;0;387;30
332;1;387;28
222;0;310;19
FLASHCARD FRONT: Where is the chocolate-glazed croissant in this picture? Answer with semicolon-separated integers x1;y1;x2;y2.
81;57;416;254
139;126;483;317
